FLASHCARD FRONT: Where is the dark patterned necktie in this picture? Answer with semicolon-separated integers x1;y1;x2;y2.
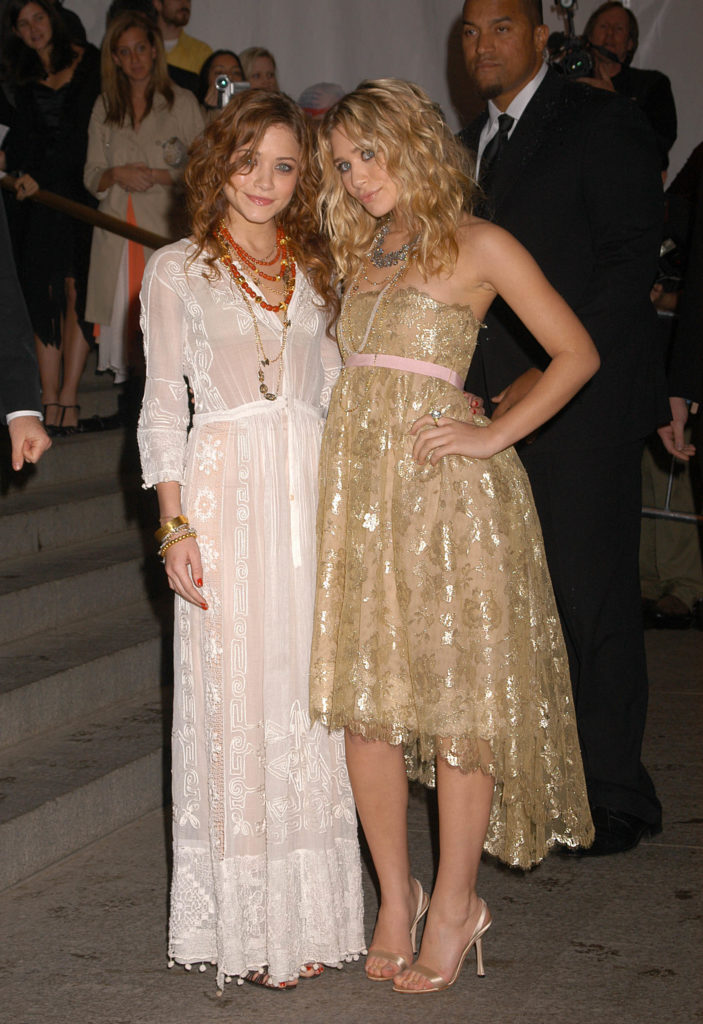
479;113;515;190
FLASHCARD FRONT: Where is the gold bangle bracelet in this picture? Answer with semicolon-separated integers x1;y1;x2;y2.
155;514;189;543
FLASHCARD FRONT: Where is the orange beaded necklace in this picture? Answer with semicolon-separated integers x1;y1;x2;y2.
215;221;296;313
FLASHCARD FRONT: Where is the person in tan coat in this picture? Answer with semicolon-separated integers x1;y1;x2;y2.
84;11;203;381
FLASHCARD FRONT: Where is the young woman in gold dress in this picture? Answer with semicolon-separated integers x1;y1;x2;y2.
310;79;599;994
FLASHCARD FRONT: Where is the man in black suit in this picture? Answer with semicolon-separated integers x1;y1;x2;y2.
459;0;665;853
1;199;51;470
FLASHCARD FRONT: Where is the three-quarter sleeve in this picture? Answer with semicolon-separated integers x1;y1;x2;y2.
137;249;191;488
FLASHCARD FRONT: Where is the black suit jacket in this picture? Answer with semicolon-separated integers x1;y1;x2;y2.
611;65;677;170
459;68;666;452
0;200;42;422
668;166;703;405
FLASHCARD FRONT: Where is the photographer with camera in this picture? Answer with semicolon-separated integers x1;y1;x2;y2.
577;1;676;171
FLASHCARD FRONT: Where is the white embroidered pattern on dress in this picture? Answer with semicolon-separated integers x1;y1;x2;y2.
138;241;363;988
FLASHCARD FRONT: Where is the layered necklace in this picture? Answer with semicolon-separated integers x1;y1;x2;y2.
214;221;296;401
337;231;416;412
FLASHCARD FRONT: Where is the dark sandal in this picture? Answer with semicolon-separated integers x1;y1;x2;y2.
58;404;81;435
43;402;63;436
240;969;298;990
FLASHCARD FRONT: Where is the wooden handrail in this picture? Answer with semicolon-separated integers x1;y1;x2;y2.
0;173;173;250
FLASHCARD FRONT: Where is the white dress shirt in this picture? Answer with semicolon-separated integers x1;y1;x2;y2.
476;61;549;176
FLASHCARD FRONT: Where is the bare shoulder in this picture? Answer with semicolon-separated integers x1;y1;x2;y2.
456;216;519;260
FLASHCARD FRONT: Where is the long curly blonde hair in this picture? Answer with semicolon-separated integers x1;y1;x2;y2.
317;78;476;285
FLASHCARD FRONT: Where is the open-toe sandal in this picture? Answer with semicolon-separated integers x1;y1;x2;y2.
240;969;297;990
393;897;491;994
365;877;429;982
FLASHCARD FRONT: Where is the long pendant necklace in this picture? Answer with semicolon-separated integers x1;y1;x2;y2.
338;258;410;412
214;225;296;401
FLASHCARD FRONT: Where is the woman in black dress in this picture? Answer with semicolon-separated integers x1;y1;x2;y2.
1;0;100;433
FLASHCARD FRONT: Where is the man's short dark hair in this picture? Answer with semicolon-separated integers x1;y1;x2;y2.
521;0;544;28
584;1;639;56
106;0;157;27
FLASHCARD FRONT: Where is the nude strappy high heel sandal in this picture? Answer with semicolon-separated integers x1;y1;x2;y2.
393;898;492;994
365;878;430;981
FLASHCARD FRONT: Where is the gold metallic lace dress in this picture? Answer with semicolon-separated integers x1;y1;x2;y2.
310;282;594;868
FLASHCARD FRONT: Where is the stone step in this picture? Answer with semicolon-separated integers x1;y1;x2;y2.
0;530;160;644
0;472;144;561
0;597;172;749
0;691;168;890
71;374;121;421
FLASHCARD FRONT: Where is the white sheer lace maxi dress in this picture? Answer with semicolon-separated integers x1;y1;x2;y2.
138;240;365;988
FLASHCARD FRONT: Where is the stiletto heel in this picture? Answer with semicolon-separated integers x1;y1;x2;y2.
393;898;491;994
365;878;429;981
475;933;485;977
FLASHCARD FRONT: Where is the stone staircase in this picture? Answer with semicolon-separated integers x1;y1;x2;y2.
0;356;172;890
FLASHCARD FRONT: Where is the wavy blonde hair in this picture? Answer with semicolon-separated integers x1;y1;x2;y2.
317;78;476;284
239;46;276;79
185;89;338;324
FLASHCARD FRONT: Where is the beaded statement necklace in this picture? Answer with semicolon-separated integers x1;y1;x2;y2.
214;221;296;401
215;221;296;313
369;216;419;269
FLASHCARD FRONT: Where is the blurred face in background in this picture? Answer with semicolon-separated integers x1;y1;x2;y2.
155;0;191;29
112;26;156;87
13;2;52;54
587;5;633;64
247;56;278;92
209;53;244;87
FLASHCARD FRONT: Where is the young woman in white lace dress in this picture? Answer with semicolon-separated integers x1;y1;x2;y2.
137;90;364;991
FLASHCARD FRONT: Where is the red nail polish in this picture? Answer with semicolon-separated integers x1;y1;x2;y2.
201;602;208;610
196;578;203;587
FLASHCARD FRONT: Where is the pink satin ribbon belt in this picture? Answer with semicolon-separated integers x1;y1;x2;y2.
344;352;463;391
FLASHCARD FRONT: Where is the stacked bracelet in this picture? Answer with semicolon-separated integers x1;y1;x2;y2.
155;515;189;544
159;527;197;560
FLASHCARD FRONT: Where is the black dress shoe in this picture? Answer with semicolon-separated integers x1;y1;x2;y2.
577;806;662;857
652;594;693;630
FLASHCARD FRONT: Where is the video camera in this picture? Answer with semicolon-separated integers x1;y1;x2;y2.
215;75;250;108
547;0;623;79
547;0;594;78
